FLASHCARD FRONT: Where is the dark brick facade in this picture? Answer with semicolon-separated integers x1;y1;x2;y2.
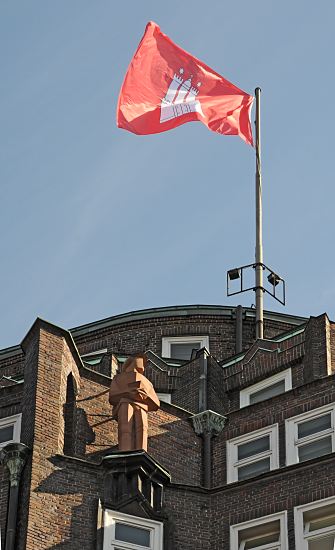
1;305;335;549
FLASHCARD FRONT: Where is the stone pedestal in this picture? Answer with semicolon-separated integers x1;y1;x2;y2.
102;450;170;515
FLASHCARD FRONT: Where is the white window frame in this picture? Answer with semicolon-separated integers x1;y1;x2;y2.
161;336;209;359
230;511;288;550
103;510;163;550
81;348;108;358
240;369;292;408
294;495;335;550
285;403;335;466
227;424;279;483
156;393;171;404
81;349;108;366
0;414;21;449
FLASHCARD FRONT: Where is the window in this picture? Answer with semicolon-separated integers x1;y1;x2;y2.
103;510;163;550
161;336;209;360
286;404;335;465
63;374;76;455
230;511;288;550
227;424;279;483
156;393;171;404
294;496;335;550
81;348;107;366
0;414;21;449
240;369;292;408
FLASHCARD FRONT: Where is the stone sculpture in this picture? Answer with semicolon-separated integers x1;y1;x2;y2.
109;354;160;452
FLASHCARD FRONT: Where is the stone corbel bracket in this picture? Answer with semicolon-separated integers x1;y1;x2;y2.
0;442;30;550
0;442;30;487
190;410;227;437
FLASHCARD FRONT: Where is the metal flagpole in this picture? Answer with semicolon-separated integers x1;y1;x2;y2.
255;87;263;339
226;88;286;332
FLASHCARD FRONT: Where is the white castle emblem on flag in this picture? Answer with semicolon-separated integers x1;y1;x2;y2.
160;68;204;123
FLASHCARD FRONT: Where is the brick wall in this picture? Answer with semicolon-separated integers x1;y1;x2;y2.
0;351;24;381
73;313;302;364
0;384;23;544
17;321;81;549
210;455;335;549
7;320;202;548
212;374;335;487
330;320;335;373
207;355;228;416
163;488;210;550
0;466;9;549
304;315;331;381
1;308;334;549
148;405;201;485
172;357;201;413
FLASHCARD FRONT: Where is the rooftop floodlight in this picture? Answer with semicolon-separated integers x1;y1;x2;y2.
267;272;281;287
227;262;285;305
228;268;240;281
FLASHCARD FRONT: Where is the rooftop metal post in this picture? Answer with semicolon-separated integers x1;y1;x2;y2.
235;305;243;354
227;89;286;320
255;87;264;339
199;348;208;413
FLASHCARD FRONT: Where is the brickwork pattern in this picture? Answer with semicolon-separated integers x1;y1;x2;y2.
331;322;335;374
207;356;227;416
17;323;81;549
304;315;331;381
73;375;115;461
223;331;305;393
0;385;23;546
5;321;201;548
0;352;24;381
172;357;201;413
73;314;299;365
0;456;9;548
212;373;335;486
148;405;202;485
0;310;334;549
210;456;335;549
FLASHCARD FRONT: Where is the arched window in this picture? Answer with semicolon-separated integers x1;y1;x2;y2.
63;373;76;455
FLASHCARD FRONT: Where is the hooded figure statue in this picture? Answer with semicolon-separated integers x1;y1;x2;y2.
109;354;160;452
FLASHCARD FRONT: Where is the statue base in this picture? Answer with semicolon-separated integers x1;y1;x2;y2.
102;450;170;515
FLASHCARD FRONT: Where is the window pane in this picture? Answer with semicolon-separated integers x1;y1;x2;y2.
308;535;335;550
249;380;286;404
298;436;332;462
298;414;332;439
0;425;14;444
238;458;270;481
238;436;270;460
305;503;335;527
309;515;335;531
244;532;279;548
238;520;280;547
115;523;150;546
170;343;200;360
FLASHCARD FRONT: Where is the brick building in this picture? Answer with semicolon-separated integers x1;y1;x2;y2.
1;304;335;549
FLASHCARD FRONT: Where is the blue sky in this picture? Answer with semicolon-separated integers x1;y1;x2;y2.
1;1;334;348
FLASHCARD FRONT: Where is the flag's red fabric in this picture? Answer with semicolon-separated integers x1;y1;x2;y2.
117;22;254;146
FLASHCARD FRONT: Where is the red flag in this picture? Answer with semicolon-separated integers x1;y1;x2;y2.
117;22;254;146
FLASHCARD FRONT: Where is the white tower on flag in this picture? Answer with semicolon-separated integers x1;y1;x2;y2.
160;68;204;123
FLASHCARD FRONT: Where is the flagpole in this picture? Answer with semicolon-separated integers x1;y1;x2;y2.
227;89;285;326
255;87;263;339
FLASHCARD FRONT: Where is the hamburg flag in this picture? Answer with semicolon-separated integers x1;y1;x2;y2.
117;22;254;146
